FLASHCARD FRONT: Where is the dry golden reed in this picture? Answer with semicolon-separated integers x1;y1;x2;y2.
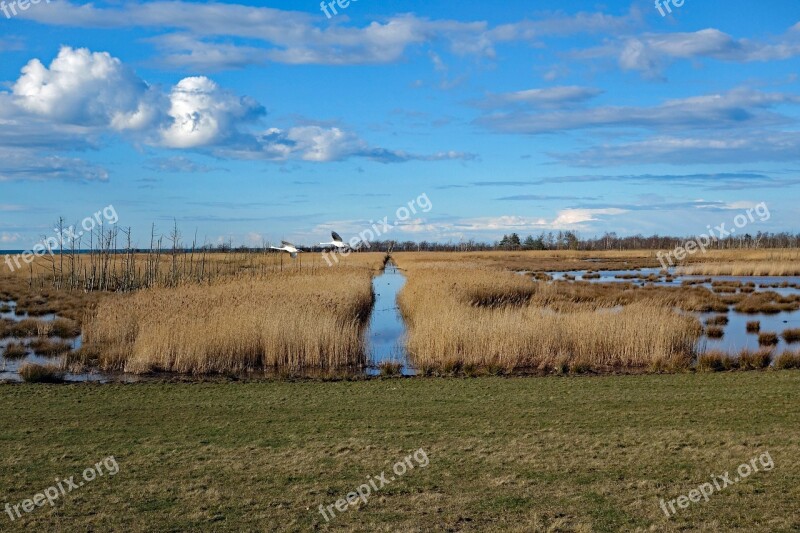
83;258;381;374
395;259;701;373
678;260;800;276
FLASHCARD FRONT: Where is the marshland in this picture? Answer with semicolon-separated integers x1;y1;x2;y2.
3;247;800;381
6;3;800;531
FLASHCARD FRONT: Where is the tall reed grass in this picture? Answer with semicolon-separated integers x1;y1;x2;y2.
82;267;376;374
396;265;701;373
678;261;800;276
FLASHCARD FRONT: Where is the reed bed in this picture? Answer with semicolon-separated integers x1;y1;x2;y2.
2;342;27;359
782;329;800;344
738;349;773;370
395;264;701;374
734;292;800;314
17;363;65;383
678;261;800;276
698;349;772;372
29;338;73;357
705;315;729;326
0;317;80;339
81;267;376;374
758;332;779;346
697;351;732;372
775;350;800;369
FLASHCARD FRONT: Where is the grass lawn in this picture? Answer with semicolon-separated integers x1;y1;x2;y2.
1;372;799;531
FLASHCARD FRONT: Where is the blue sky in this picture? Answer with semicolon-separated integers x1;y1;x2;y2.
0;0;799;249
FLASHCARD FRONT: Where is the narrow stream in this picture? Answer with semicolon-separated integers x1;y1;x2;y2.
3;262;415;382
366;260;413;375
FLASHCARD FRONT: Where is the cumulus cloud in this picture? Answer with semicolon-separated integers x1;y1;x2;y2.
13;47;163;130
161;76;264;148
255;126;367;162
0;46;470;175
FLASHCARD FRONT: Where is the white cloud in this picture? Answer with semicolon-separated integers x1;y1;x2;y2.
0;47;470;173
0;232;22;244
0;147;109;182
584;25;800;78
552;208;627;226
244;232;265;245
256;126;367;162
476;88;799;134
161;76;263;148
551;131;800;166
16;2;640;69
476;86;603;109
695;201;762;211
448;209;627;232
145;156;221;173
13;47;163;130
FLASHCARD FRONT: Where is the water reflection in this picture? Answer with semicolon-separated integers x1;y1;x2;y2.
366;261;413;375
0;299;90;382
539;268;800;358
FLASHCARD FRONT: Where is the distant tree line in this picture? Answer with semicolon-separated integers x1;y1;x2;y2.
334;230;800;252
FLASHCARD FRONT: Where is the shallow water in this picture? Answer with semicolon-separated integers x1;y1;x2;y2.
700;310;800;354
365;261;413;376
548;268;800;294
0;299;98;382
3;263;417;382
540;268;800;357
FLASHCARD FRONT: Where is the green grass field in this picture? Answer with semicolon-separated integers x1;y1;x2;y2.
1;373;799;531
